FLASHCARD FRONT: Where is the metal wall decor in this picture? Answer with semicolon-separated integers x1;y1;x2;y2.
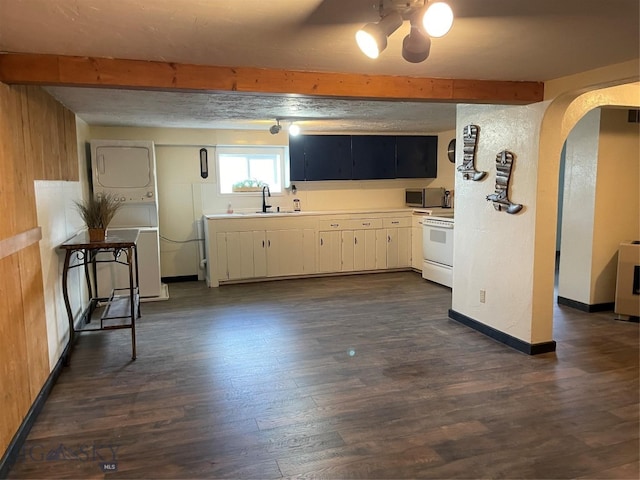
457;124;486;181
486;150;523;214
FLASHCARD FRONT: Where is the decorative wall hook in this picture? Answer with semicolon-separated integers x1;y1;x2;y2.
457;124;486;181
486;150;523;214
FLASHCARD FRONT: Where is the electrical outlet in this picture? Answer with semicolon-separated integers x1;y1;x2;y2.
480;289;486;303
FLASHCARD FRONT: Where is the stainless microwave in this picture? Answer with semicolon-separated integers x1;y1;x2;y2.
405;187;445;208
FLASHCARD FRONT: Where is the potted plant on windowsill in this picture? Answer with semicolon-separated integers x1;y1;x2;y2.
232;179;266;192
74;193;122;242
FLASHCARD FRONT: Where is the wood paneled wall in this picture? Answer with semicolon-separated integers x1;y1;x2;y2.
0;83;78;456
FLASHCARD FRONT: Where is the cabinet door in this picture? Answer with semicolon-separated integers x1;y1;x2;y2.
289;135;306;181
318;230;341;272
353;230;365;271
341;230;355;272
363;229;377;270
411;225;422;270
352;135;396;179
279;229;304;276
386;227;400;268
302;229;317;274
266;229;304;277
375;229;388;270
215;232;228;280
396;135;438;178
226;231;257;280
253;230;267;277
304;135;352;180
397;227;411;268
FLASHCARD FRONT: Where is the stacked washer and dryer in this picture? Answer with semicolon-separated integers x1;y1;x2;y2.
90;139;167;300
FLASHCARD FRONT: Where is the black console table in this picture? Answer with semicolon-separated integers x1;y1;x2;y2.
59;229;141;362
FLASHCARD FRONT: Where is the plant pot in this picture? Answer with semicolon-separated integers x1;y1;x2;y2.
88;228;106;242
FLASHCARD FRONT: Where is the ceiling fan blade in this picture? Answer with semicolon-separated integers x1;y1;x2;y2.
303;0;381;25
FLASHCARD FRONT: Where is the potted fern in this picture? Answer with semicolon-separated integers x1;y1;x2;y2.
74;193;122;242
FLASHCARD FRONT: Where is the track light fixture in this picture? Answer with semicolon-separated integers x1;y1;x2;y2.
357;1;453;63
402;15;431;63
356;10;403;59
269;119;281;135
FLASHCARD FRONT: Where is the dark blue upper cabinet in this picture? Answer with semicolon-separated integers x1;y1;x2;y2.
352;135;396;180
288;134;437;181
396;135;438;178
303;135;352;180
289;135;306;181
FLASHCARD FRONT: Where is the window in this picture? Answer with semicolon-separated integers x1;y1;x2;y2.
216;146;286;194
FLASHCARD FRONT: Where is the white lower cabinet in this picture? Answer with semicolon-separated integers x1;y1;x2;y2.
217;230;266;280
205;212;414;287
264;228;316;277
385;227;411;268
267;229;302;277
342;229;378;271
318;230;341;272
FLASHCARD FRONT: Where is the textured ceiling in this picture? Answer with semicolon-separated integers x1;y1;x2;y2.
1;0;639;132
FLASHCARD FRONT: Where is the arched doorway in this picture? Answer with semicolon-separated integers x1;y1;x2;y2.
532;82;640;341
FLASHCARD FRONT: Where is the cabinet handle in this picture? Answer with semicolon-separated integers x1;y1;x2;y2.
354;237;358;245
362;222;370;226
320;238;324;246
391;221;400;224
388;235;391;243
262;240;265;248
268;240;271;247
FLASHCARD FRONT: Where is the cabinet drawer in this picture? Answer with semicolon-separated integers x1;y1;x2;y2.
318;219;344;230
344;218;383;230
383;217;411;228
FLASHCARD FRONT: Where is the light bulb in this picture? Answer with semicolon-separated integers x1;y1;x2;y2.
289;124;300;136
355;29;381;59
422;2;454;38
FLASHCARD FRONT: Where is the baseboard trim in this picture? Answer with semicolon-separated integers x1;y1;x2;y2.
557;296;615;313
161;275;198;283
0;343;69;478
448;309;556;355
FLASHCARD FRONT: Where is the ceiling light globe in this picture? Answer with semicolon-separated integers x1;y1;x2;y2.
356;28;383;59
289;124;301;136
422;2;454;38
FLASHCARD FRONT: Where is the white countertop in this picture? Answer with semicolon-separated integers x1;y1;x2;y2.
204;207;453;220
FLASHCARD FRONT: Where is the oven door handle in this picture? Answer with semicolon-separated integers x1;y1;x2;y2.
424;223;454;229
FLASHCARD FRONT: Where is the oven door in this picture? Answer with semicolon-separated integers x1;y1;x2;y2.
422;218;454;267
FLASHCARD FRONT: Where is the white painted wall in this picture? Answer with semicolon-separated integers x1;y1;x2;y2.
592;108;640;303
559;107;640;305
452;102;550;344
88;125;456;278
37;118;92;369
557;109;601;304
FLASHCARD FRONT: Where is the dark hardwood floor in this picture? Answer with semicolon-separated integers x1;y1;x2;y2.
7;272;639;479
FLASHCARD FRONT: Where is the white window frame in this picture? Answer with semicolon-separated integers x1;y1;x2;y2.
215;146;289;197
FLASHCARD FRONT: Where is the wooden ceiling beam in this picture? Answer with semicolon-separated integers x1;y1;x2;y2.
0;53;544;104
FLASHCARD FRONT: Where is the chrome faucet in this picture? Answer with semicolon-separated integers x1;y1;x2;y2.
262;185;271;213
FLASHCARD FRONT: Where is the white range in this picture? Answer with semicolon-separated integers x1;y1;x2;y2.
422;212;454;288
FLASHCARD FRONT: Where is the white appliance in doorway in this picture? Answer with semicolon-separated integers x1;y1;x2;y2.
90;139;166;300
615;240;639;318
422;215;454;287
